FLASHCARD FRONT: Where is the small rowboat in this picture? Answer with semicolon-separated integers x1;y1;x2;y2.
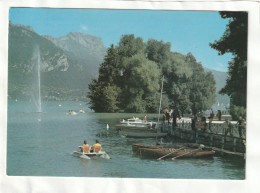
132;143;215;159
73;146;110;160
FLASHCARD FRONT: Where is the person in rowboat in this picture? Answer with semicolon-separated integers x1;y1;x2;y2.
92;140;102;153
81;140;90;153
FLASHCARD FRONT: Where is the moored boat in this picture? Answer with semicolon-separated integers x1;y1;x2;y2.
68;110;77;115
119;130;168;138
79;109;85;113
115;123;151;130
116;117;158;130
132;143;215;159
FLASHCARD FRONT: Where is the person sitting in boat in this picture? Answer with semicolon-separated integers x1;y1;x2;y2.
92;140;102;153
81;140;90;153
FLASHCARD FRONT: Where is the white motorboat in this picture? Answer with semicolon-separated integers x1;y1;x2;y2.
120;117;144;124
68;110;77;115
73;146;110;160
116;117;157;130
79;109;85;113
115;116;165;138
120;117;156;126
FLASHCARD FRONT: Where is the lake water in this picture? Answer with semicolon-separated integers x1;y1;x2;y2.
7;100;245;179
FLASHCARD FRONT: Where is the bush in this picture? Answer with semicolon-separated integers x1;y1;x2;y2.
230;104;246;120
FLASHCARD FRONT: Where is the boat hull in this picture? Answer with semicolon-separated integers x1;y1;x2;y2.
132;144;215;159
73;151;110;159
119;130;168;138
115;124;151;131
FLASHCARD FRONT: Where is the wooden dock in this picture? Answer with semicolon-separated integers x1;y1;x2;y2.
161;123;246;158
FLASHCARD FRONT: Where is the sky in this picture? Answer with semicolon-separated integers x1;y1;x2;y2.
9;8;233;72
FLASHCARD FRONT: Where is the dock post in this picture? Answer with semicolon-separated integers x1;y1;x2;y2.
191;130;194;141
210;134;213;147
196;132;199;144
233;138;237;152
221;136;225;156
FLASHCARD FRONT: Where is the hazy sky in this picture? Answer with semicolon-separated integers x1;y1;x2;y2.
9;8;233;72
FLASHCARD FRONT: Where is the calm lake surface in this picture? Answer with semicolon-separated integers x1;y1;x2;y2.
7;100;245;179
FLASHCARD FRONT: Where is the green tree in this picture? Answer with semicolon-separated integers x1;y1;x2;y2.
120;54;160;113
88;79;104;112
162;52;192;112
210;11;247;108
88;44;121;112
117;34;146;58
98;44;121;84
146;39;171;69
88;80;121;113
186;53;216;114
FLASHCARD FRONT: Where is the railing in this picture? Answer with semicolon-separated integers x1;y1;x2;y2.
162;119;246;139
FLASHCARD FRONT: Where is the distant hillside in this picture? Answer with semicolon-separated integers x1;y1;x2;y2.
8;22;72;100
204;68;230;105
8;23;106;101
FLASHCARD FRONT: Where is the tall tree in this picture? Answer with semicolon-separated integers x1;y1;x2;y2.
186;53;216;114
120;54;160;113
98;44;121;84
210;11;247;108
87;44;121;112
163;52;193;112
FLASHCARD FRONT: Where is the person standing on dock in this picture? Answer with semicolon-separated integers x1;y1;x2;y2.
217;110;222;121
189;109;193;117
143;115;147;122
209;108;214;132
166;111;170;125
191;116;197;131
237;116;245;138
163;108;168;123
172;108;179;129
224;119;233;136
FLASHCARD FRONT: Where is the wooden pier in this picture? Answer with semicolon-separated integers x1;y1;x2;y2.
161;121;246;158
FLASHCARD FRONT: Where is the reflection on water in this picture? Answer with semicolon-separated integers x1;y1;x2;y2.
7;100;245;179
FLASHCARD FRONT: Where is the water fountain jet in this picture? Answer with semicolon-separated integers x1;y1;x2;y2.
32;45;42;113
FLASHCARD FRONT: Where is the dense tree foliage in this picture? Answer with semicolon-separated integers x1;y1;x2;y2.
119;54;160;112
88;34;216;113
146;39;171;69
210;12;247;109
186;53;216;114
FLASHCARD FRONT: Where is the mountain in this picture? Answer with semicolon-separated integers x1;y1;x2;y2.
8;22;72;100
8;23;106;101
204;68;230;105
44;32;106;78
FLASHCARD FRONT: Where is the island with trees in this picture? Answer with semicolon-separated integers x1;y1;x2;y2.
88;34;216;115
